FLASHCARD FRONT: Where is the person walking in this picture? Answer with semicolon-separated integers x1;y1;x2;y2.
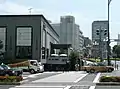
117;64;119;70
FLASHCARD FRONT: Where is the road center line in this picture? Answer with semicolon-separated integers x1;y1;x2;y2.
93;73;101;83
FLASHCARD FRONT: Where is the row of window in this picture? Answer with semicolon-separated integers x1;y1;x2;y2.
48;58;67;62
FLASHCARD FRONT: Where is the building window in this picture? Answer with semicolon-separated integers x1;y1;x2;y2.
17;27;32;46
0;28;6;54
16;27;32;59
42;30;45;47
16;46;32;59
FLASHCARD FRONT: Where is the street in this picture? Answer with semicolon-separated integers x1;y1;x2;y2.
1;69;120;89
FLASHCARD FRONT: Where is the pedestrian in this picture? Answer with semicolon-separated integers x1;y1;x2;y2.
117;64;119;70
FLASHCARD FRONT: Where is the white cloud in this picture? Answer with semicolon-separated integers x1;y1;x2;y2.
0;1;92;38
0;1;30;14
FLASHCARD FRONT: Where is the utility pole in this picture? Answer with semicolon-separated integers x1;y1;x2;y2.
99;26;103;62
107;0;112;66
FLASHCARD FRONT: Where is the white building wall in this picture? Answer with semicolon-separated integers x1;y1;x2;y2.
117;34;120;45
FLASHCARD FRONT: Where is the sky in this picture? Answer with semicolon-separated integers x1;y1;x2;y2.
0;0;119;47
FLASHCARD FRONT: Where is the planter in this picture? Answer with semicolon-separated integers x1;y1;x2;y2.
96;76;120;86
0;82;21;85
96;82;120;85
0;76;23;85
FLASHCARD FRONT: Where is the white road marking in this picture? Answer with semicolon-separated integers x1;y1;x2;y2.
10;86;66;89
15;86;65;88
32;72;87;83
9;87;64;89
93;73;101;83
21;80;29;83
28;73;42;78
89;86;96;89
23;77;28;80
63;86;71;89
74;73;88;83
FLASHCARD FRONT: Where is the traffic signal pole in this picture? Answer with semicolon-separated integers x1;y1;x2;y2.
99;26;103;62
107;0;111;66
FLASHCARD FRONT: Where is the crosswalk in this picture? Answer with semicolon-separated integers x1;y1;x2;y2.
8;71;89;89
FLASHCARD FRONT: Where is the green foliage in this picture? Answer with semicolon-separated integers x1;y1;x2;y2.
88;58;100;62
0;76;23;82
69;51;79;71
113;45;120;58
104;58;120;61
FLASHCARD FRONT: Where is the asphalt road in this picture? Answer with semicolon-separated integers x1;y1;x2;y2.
69;73;97;89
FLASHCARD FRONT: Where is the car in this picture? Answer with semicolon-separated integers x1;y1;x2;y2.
0;64;23;76
81;62;114;73
0;66;6;76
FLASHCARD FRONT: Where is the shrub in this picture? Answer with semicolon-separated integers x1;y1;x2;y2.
100;76;120;82
0;76;23;82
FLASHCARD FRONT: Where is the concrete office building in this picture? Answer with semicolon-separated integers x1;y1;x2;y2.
0;15;59;63
92;21;108;59
117;34;120;45
83;37;92;57
51;24;60;37
52;16;84;53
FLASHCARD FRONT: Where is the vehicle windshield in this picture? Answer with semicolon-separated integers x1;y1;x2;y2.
1;65;11;70
0;66;4;70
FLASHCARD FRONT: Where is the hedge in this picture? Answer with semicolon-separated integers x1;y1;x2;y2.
100;76;120;82
0;76;23;82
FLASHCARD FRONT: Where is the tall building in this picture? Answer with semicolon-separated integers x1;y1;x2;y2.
51;23;60;37
60;16;75;45
92;21;108;59
117;34;120;45
52;16;84;52
83;37;92;57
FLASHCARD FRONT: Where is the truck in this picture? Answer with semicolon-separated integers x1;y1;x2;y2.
8;60;44;74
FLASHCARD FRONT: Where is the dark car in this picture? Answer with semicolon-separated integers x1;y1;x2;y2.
0;66;6;76
0;65;23;76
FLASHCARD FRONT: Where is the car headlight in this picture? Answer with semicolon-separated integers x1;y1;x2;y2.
12;71;15;73
40;66;43;70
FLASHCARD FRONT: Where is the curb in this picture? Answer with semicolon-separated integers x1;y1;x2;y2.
0;79;28;85
0;82;21;85
96;82;120;86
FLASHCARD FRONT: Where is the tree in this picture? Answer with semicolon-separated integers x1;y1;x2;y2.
69;51;79;71
113;45;120;58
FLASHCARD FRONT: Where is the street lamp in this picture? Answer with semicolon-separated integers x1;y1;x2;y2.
107;0;112;66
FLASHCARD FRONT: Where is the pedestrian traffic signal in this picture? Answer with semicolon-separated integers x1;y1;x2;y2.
104;30;107;35
96;30;99;35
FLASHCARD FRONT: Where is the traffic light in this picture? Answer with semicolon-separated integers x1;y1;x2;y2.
96;30;99;35
104;30;107;35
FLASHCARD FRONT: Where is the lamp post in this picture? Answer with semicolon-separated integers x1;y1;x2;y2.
107;0;112;66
